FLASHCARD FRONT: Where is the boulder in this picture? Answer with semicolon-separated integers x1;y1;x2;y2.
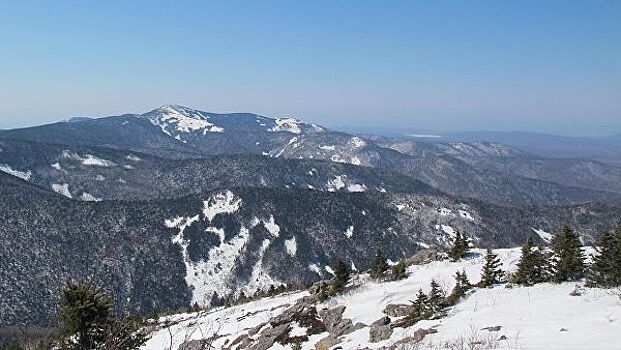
369;325;393;343
178;339;213;350
249;323;290;350
248;322;267;336
314;335;341;350
225;334;252;349
383;304;413;317
320;306;359;336
370;316;391;327
405;250;443;266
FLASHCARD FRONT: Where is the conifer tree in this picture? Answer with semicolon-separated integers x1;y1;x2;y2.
428;279;444;313
446;270;471;305
410;288;430;321
449;230;469;261
514;237;551;285
58;282;113;349
331;259;351;294
551;225;585;282
589;222;621;287
391;260;407;280
369;249;389;279
480;249;504;287
57;281;148;350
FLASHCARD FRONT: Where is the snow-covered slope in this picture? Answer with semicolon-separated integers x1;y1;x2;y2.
142;248;621;350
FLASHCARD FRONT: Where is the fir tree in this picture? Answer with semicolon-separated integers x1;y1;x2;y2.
369;249;389;279
514;237;551;285
551;225;585;282
480;249;504;287
58;281;113;349
410;289;430;321
588;222;621;287
57;281;148;350
391;260;407;280
428;279;444;313
446;270;471;305
449;230;469;261
531;245;553;284
331;259;351;294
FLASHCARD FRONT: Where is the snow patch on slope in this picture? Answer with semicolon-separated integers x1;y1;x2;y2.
326;175;367;192
61;151;115;167
344;226;355;239
262;215;280;237
0;164;31;181
533;228;554;242
270;117;303;134
148;105;224;137
202;191;242;222
241;238;280;296
79;192;102;202
51;183;72;198
349;136;366;148
284;237;297;256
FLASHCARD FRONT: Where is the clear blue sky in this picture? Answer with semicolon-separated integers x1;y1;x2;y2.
0;1;619;135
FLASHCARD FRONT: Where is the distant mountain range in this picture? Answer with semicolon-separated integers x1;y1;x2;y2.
444;130;621;165
2;105;621;206
1;105;621;327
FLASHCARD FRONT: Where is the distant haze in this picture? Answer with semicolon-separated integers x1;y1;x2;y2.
0;1;619;135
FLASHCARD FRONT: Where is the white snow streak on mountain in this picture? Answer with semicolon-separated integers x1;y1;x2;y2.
0;164;31;180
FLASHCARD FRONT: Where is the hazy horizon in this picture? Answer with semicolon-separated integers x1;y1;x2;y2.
1;1;619;136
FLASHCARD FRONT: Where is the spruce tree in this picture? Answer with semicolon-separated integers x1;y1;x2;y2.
551;225;585;282
514;237;551;285
428;279;444;313
480;249;504;287
57;281;148;350
589;222;621;287
331;259;351;294
446;270;471;305
369;249;389;279
58;282;113;349
391;260;407;280
410;288;430;321
449;230;469;261
531;245;553;284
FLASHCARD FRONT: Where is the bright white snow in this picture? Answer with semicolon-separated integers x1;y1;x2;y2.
143;248;621;350
344;225;355;239
284;237;297;256
148;105;224;136
51;183;72;198
202;190;242;222
533;228;554;242
79;192;102;202
61;151;115;167
269;117;303;134
0;164;31;181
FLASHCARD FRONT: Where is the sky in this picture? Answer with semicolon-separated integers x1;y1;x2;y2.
0;1;619;136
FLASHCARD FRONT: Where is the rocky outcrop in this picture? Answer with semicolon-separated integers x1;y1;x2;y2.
383;303;413;317
369;324;393;343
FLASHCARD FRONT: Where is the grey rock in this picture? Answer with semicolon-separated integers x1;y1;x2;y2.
370;316;391;327
383;304;414;317
369;325;393;343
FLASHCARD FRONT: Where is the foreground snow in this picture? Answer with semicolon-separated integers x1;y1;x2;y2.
142;248;621;350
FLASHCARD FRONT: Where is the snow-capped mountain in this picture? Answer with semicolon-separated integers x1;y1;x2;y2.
2;106;621;206
141;105;324;145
